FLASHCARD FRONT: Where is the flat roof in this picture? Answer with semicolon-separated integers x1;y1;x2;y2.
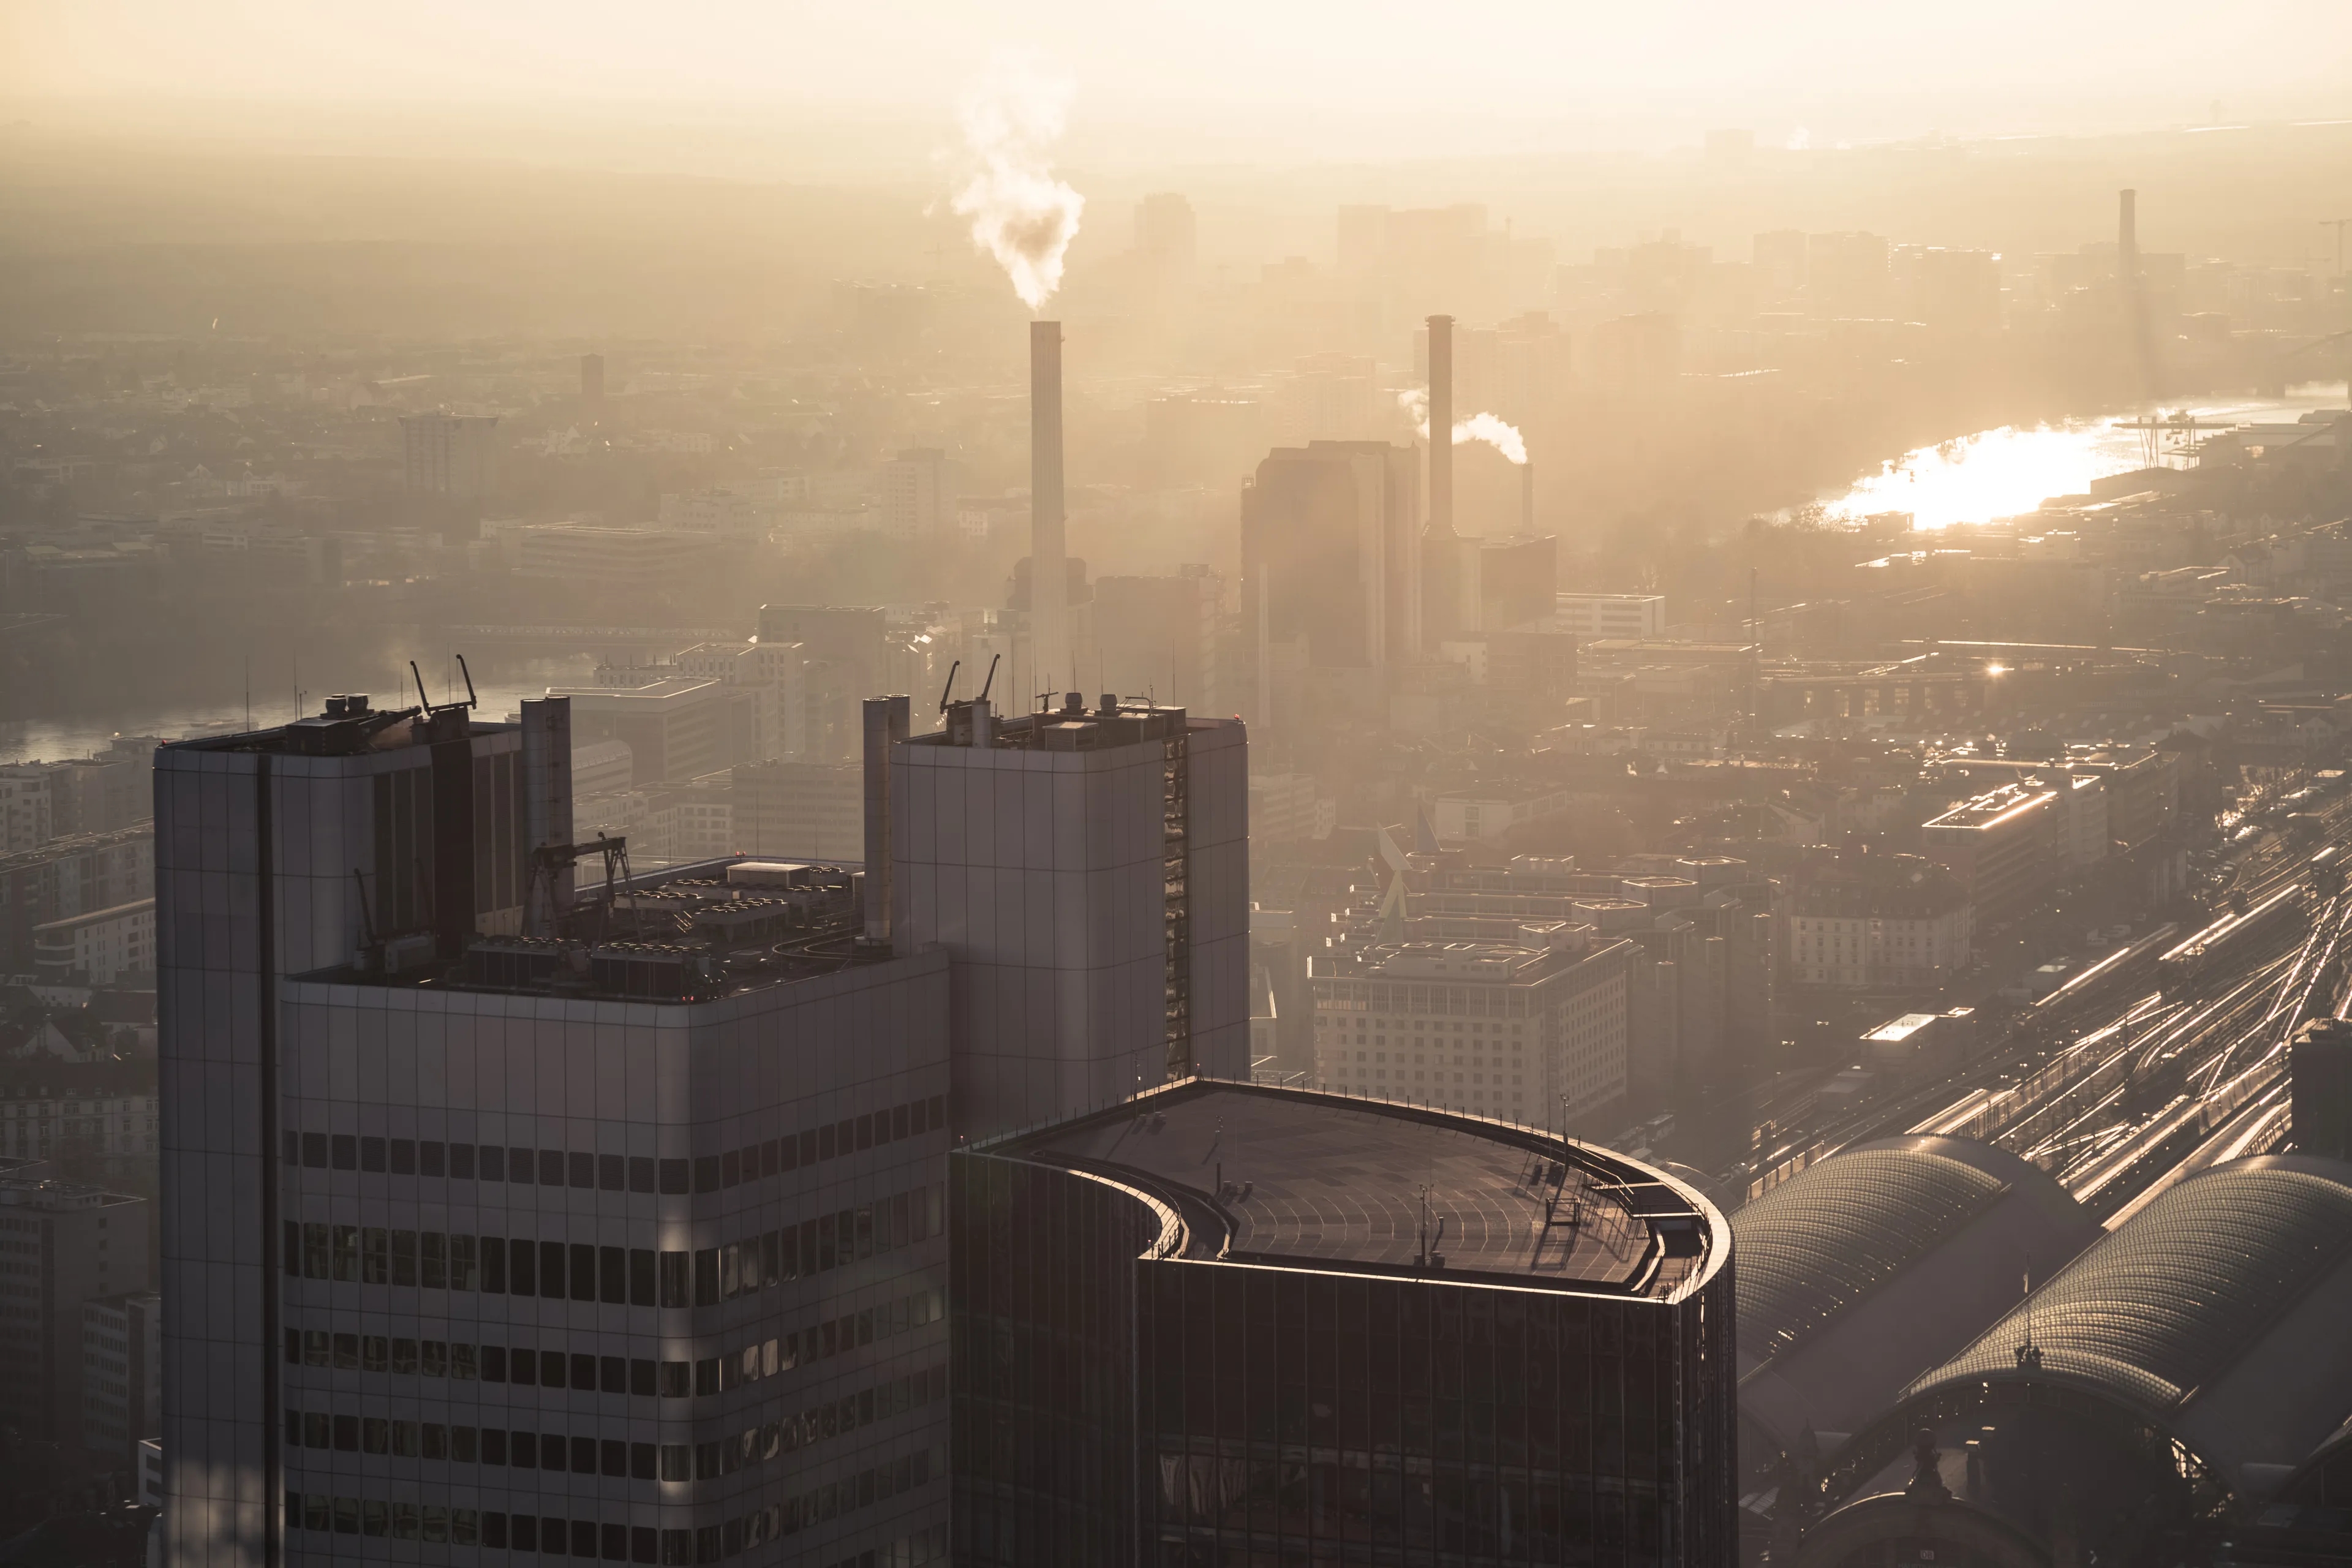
988;1079;1725;1302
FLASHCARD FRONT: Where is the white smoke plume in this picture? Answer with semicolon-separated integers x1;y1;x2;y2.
949;51;1085;312
1452;411;1529;465
1395;389;1528;464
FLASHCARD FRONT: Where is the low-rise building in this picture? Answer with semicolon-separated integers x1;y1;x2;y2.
1311;934;1634;1127
0;1177;151;1451
1782;853;1972;989
82;1290;160;1469
32;896;155;986
0;823;151;982
1921;782;2060;924
1552;592;1668;639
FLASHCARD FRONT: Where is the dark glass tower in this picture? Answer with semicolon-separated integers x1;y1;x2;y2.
950;1079;1737;1567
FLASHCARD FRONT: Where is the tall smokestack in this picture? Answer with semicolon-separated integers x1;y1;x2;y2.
1521;460;1535;537
1030;320;1068;698
2118;189;2138;281
1428;314;1454;535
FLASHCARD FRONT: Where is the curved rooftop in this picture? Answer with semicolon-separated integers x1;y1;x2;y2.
988;1079;1728;1302
1890;1154;2352;1496
1733;1136;2100;1453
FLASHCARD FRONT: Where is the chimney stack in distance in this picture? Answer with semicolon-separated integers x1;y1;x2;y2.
1030;320;1068;701
1427;314;1454;537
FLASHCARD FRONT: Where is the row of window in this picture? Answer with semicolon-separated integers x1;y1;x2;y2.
282;1362;943;1482
285;1096;946;1193
284;1185;941;1301
284;1286;943;1400
285;1444;936;1561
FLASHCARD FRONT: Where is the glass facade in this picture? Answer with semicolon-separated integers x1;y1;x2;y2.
951;1142;1736;1567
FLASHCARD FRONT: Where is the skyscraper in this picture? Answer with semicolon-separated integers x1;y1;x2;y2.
883;692;1250;1142
950;1077;1736;1566
1240;441;1422;725
157;692;956;1567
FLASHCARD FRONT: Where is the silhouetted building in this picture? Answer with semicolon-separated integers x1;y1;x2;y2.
2293;1016;2352;1159
1241;442;1421;722
0;1177;151;1453
885;693;1249;1140
949;1078;1736;1567
580;353;605;413
398;413;499;499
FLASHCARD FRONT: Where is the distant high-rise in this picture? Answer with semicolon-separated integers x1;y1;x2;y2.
885;692;1250;1142
1240;440;1422;723
1133;192;1198;273
880;448;959;543
398;412;500;500
580;352;605;414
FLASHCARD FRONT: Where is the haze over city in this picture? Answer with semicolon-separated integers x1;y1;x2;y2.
6;6;2352;1567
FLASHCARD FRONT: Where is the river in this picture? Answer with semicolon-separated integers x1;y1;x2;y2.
1816;382;2350;531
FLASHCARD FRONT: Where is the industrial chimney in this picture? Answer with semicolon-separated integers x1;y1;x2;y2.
1030;320;1069;699
1427;314;1454;535
1521;460;1536;537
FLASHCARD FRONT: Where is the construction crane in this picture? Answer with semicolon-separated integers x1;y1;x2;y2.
524;834;635;941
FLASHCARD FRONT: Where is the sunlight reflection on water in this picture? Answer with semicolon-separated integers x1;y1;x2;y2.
1819;383;2350;530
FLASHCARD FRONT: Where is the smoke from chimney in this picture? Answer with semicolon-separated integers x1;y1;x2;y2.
1030;320;1068;695
949;51;1085;311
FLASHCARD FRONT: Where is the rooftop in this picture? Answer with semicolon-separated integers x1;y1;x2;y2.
302;859;881;1004
988;1079;1725;1302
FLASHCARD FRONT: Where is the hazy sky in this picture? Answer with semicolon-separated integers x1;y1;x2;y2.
8;1;2352;172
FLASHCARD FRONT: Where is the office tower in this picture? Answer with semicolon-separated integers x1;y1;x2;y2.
1133;193;1198;273
880;450;959;544
0;1175;153;1452
399;413;501;499
581;353;606;415
157;692;552;1568
885;692;1249;1142
85;1289;164;1469
1030;323;1071;695
949;1077;1736;1567
160;692;954;1567
1240;441;1422;725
